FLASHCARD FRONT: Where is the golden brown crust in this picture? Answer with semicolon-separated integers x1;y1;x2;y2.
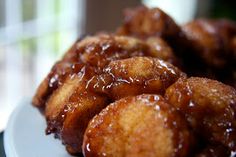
59;57;185;154
87;57;186;100
31;6;236;156
32;33;187;154
117;6;181;41
83;94;192;157
146;37;180;66
165;77;236;151
32;34;181;113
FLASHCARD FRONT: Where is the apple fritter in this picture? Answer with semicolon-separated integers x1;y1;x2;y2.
165;77;236;151
83;94;192;157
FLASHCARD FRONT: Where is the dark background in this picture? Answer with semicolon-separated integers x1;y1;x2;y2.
0;133;5;157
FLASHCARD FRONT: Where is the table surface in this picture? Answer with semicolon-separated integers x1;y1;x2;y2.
0;132;6;157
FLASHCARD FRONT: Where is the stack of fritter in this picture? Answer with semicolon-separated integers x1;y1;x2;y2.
32;6;236;157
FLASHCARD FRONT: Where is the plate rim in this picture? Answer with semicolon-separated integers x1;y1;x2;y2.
4;99;30;157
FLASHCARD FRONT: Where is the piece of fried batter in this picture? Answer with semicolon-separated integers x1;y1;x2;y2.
146;37;180;66
45;64;110;154
165;77;236;151
32;34;180;113
32;34;187;154
83;94;192;157
116;5;188;58
60;57;185;154
117;6;181;41
182;19;236;68
88;57;186;100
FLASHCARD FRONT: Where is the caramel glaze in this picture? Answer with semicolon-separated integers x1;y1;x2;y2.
116;6;188;65
181;19;236;88
31;6;236;157
83;94;193;157
117;6;236;88
32;33;180;113
195;144;230;157
32;34;186;154
117;6;181;43
165;77;236;152
45;56;185;154
182;19;236;68
87;57;186;100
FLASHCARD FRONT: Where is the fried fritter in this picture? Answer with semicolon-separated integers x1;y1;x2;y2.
83;94;192;157
88;57;186;100
165;77;236;151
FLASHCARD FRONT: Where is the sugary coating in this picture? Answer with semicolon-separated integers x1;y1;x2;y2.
77;34;179;68
57;57;184;154
117;6;181;41
31;6;236;157
32;34;179;113
87;57;186;100
182;19;236;68
146;37;180;66
83;94;192;157
32;34;187;154
116;5;188;59
45;65;110;154
165;77;236;151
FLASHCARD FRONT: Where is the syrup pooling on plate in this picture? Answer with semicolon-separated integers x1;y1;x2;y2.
83;94;193;157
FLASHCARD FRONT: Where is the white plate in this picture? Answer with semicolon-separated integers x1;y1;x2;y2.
4;99;73;157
